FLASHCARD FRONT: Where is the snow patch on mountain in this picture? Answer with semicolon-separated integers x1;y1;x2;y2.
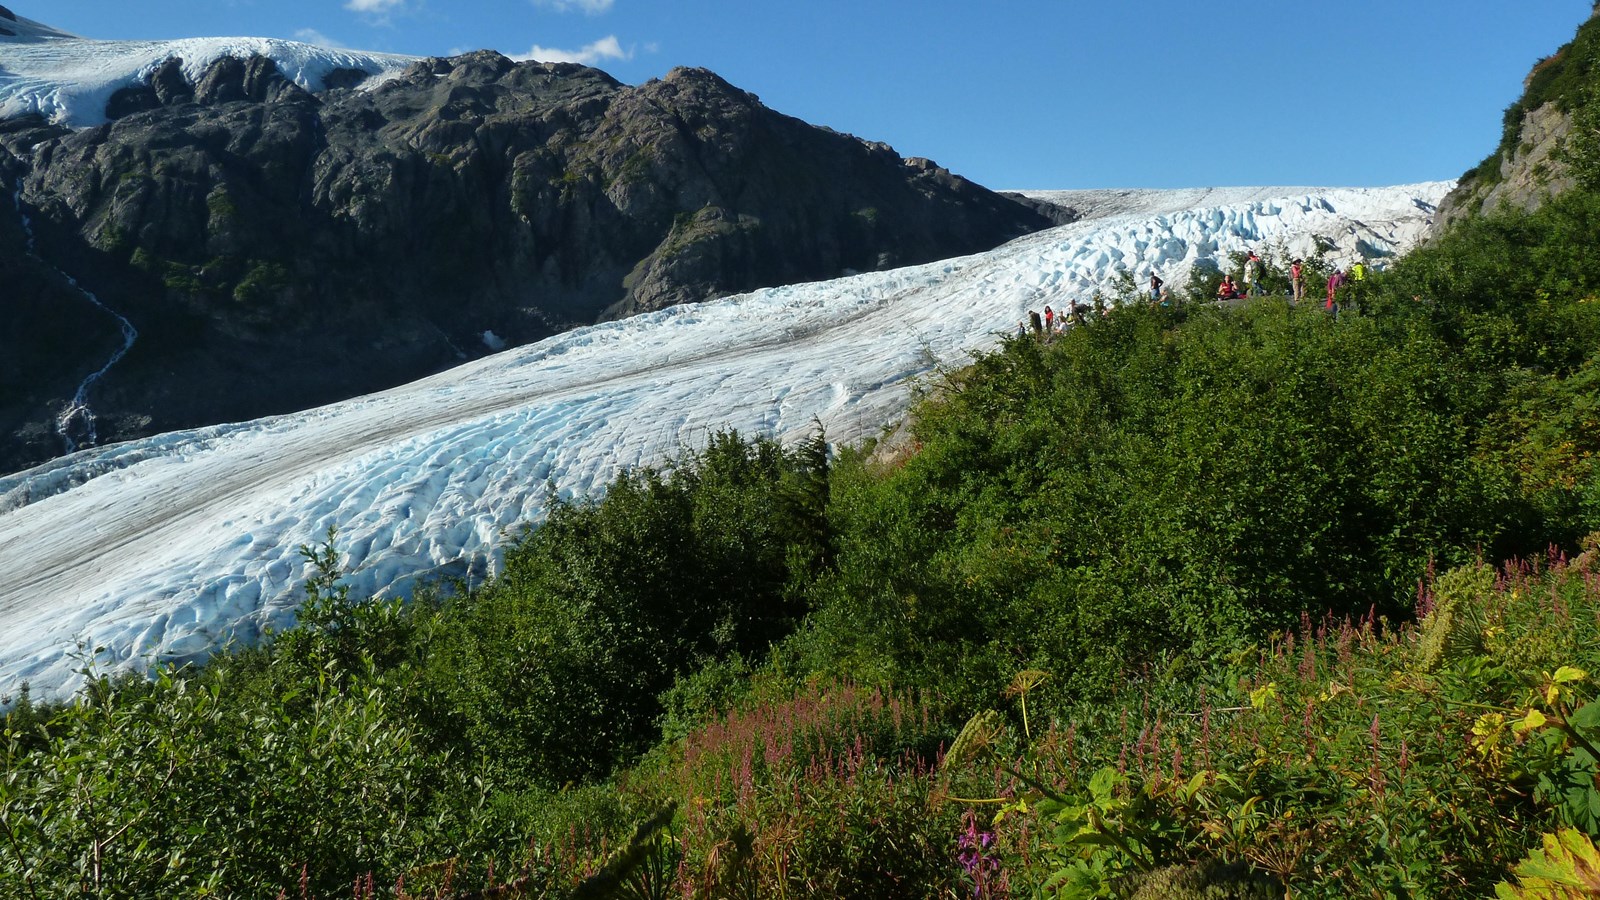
0;182;1452;705
0;12;416;126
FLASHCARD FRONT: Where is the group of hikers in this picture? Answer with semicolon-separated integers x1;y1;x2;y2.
1213;251;1370;310
1020;252;1375;340
1019;299;1103;338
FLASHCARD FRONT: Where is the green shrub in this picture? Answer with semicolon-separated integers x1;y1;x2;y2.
412;429;830;785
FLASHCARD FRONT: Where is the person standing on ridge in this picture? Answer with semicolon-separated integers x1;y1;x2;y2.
1291;258;1304;304
1043;305;1055;337
1348;258;1368;311
1244;251;1263;297
1327;268;1346;312
1149;271;1164;303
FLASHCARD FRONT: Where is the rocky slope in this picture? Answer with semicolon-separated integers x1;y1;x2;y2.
0;40;1051;474
1434;4;1600;230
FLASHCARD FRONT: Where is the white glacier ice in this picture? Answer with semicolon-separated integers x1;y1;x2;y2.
0;11;416;127
0;182;1454;705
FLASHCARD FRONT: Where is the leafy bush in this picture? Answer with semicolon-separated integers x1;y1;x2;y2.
940;546;1600;897
648;680;961;898
412;429;830;785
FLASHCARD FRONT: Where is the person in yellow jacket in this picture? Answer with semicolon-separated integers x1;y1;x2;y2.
1348;259;1368;312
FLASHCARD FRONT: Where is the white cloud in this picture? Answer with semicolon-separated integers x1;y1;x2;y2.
345;0;406;12
534;0;615;15
294;28;342;48
515;34;630;65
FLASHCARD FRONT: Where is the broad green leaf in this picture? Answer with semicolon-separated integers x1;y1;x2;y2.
1180;770;1210;801
1518;709;1550;733
1571;701;1600;732
1555;667;1590;685
1088;766;1119;804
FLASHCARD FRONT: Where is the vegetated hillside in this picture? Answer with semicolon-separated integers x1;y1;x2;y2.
1435;2;1600;229
0;46;1051;475
4;175;1600;896
9;14;1600;896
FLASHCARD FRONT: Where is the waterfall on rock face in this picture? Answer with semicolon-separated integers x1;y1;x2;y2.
12;180;139;453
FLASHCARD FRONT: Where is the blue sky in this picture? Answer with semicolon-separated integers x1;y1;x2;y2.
31;1;1598;190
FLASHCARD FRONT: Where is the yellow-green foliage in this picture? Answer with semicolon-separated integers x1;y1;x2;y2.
1497;828;1600;899
1415;561;1492;672
935;547;1600;898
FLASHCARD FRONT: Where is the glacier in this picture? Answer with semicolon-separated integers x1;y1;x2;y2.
0;182;1453;705
0;11;416;127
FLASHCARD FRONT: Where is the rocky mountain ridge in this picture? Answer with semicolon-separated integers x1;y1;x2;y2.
0;36;1055;474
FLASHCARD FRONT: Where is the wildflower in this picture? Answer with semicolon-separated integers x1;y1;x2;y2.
956;809;1003;897
1415;577;1435;619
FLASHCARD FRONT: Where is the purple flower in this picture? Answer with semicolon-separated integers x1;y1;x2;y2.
956;810;1004;896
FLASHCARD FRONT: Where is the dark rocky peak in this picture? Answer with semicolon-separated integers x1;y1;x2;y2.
0;51;1053;475
437;49;517;83
106;55;309;120
659;66;755;99
645;67;761;120
0;6;16;22
364;53;621;126
194;55;298;105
